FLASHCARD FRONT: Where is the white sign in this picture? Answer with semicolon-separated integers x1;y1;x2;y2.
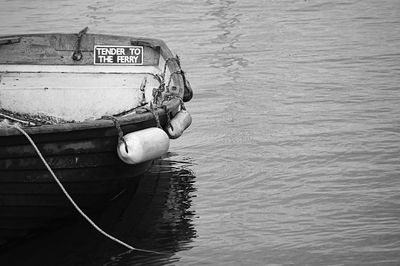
94;45;143;65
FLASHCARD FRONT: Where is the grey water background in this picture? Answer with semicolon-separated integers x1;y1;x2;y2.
1;0;400;265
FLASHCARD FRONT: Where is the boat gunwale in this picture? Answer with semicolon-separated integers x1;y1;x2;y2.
0;98;181;136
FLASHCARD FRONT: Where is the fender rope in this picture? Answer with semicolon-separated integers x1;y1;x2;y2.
162;57;180;76
11;124;165;255
102;116;128;153
145;103;161;128
164;55;190;94
161;105;172;131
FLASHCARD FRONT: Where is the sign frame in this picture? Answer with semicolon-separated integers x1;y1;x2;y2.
93;45;144;65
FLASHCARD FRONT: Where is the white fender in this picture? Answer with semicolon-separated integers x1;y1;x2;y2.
166;110;192;139
117;127;170;164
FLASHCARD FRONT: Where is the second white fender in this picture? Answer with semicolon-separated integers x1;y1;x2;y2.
166;109;192;139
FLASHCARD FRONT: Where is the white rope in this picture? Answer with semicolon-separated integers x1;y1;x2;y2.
11;124;164;255
0;113;35;126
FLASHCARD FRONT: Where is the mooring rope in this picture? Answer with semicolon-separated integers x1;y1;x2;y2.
0;112;35;126
11;124;165;255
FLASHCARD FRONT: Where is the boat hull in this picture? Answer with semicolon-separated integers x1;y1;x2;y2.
0;32;191;245
0;118;166;245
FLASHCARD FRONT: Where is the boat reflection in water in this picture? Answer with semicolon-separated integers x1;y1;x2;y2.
0;154;197;266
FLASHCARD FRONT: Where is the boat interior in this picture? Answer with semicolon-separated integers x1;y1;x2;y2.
0;34;178;123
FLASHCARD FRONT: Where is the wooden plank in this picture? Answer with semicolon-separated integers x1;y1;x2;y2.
0;64;161;73
0;193;109;207
0;34;160;65
0;117;158;143
0;152;119;170
0;179;127;194
0;206;77;218
0;37;21;45
0;160;151;182
0;167;114;182
0;124;117;143
0;72;159;89
0;137;116;159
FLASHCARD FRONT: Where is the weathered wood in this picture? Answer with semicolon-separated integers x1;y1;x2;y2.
0;206;76;218
0;168;113;182
0;34;160;65
0;138;116;159
0;37;21;45
0;72;161;121
0;96;177;137
0;152;118;170
0;180;127;194
0;64;160;73
0;32;188;244
0;194;104;207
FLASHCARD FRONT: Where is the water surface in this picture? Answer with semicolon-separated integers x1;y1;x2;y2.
1;0;400;265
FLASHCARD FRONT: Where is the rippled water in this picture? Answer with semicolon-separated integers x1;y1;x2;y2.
1;0;400;265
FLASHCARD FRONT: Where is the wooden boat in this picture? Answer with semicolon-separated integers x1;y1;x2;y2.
0;28;193;245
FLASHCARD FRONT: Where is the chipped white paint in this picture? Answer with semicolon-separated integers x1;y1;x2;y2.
0;65;163;121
